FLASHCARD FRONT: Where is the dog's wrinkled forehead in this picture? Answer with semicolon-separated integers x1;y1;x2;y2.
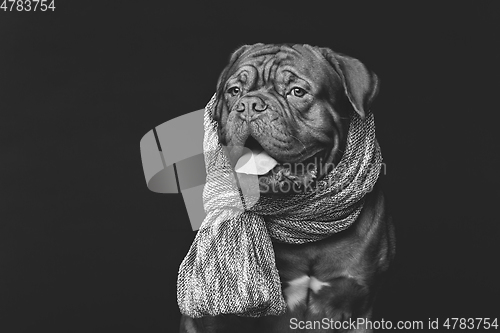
221;44;340;92
216;43;380;120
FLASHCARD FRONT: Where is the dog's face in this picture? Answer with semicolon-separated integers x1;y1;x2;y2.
213;44;379;194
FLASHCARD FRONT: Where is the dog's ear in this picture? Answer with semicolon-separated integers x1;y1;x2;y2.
213;44;263;122
319;48;379;119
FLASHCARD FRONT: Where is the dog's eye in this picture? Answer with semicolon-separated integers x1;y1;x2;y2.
291;87;307;98
226;87;240;96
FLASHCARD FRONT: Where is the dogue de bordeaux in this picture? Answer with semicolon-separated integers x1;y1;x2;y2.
180;43;395;333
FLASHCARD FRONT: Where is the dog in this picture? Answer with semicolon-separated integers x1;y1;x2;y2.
180;43;395;333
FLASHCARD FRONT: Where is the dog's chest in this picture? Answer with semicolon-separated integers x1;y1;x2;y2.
273;236;365;319
282;274;332;314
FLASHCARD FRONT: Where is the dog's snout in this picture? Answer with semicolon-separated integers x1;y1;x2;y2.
236;96;268;114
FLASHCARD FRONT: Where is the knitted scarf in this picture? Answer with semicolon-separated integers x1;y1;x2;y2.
177;94;382;318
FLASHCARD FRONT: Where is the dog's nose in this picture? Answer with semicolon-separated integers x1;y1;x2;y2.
236;96;268;115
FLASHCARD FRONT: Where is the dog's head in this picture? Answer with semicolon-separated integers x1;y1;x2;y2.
213;44;379;194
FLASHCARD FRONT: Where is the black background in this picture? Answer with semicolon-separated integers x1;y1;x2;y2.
1;1;499;332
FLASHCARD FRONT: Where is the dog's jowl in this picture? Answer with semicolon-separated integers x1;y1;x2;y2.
179;43;395;333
